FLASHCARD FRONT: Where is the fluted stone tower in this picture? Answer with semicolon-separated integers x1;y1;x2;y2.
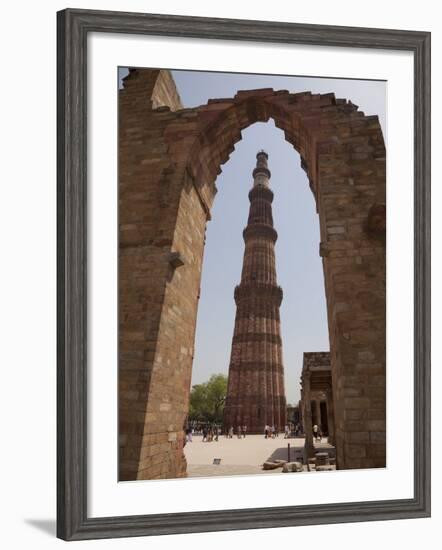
223;151;287;433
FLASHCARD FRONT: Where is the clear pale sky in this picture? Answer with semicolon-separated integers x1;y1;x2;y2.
119;68;386;403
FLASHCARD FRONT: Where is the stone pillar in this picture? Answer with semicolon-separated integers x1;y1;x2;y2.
313;399;322;431
298;399;303;433
326;390;335;446
303;375;315;458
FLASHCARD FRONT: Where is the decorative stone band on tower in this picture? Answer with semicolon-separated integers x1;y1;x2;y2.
223;151;287;433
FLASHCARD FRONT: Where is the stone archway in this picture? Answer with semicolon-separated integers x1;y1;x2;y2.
118;68;386;480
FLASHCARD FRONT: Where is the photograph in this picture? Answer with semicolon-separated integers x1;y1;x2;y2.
0;0;434;546
118;67;387;481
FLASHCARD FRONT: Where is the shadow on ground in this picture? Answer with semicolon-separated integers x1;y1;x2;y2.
24;519;56;536
266;444;304;463
266;442;336;463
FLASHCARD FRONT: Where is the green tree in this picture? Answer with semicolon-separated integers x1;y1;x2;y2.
189;374;228;424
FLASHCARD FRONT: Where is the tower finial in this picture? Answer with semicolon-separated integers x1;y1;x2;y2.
253;150;271;186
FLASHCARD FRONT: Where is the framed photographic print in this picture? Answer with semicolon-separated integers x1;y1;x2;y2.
57;8;431;541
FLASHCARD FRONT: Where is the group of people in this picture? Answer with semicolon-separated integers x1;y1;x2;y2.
226;425;248;438
264;424;279;438
265;423;304;439
185;425;221;442
201;426;221;442
185;424;250;442
283;423;303;438
185;422;310;442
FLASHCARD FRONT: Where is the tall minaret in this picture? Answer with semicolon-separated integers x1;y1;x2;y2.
223;151;287;433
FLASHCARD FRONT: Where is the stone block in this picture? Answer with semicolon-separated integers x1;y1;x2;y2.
347;431;370;443
315;452;330;466
366;420;386;431
263;461;285;470
345;444;366;458
282;462;303;473
370;431;386;444
328;226;346;234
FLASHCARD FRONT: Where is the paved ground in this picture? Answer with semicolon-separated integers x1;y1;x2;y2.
184;434;334;477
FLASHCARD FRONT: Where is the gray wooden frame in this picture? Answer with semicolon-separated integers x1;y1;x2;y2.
57;8;431;541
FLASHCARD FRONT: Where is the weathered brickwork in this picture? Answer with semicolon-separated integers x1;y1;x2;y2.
119;69;386;479
119;69;190;480
223;152;287;433
151;69;183;111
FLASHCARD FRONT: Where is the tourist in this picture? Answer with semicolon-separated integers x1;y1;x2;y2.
229;426;234;438
242;425;247;438
186;427;193;443
237;425;242;438
284;424;289;439
313;424;320;441
202;427;208;442
264;424;269;438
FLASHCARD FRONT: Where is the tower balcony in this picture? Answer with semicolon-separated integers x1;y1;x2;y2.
252;166;271;179
234;282;283;306
243;223;278;243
